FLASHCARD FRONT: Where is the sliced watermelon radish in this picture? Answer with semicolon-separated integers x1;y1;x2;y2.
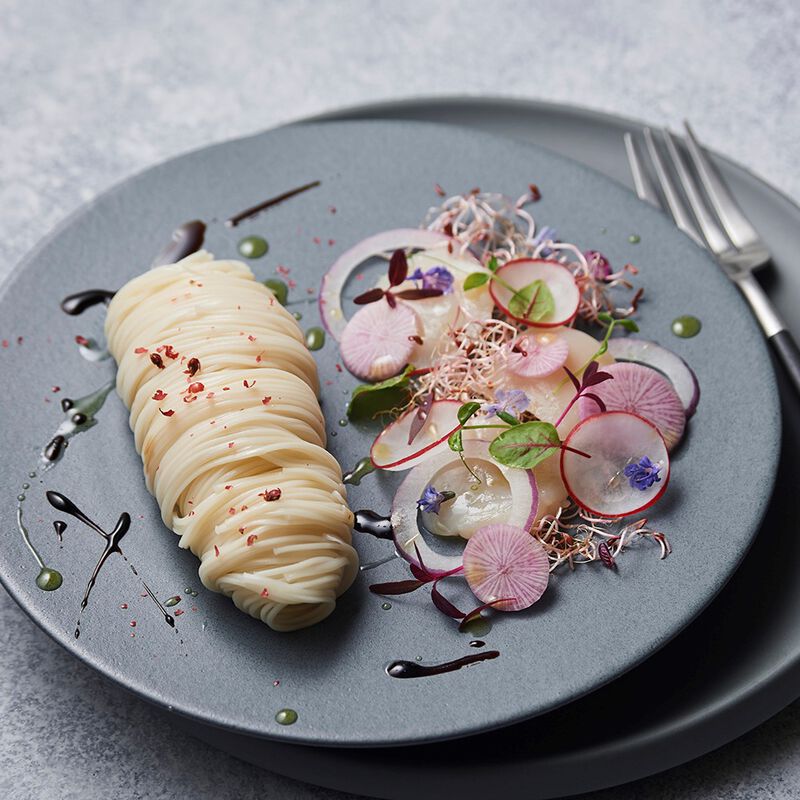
340;299;420;381
577;362;686;450
319;229;450;341
560;411;670;518
506;331;570;378
607;338;700;418
371;399;461;471
462;524;550;611
489;259;580;328
390;443;538;575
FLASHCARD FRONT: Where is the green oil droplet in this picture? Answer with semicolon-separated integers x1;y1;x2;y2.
275;708;298;725
164;595;182;607
381;602;392;611
628;234;641;244
460;615;491;637
293;311;303;321
28;471;37;479
264;278;288;306
305;326;326;351
184;586;194;594
238;235;269;259
17;494;25;502
343;457;374;486
415;655;423;661
671;315;702;338
338;418;348;427
36;567;63;591
22;483;30;490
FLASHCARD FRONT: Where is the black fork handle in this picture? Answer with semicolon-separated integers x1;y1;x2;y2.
770;329;800;397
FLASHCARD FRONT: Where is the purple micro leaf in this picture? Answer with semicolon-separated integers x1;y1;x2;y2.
581;360;599;387
353;287;385;305
393;288;445;300
388;249;409;287
457;598;515;632
409;563;430;582
581;392;607;413
431;580;465;619
563;365;581;392
408;393;434;446
385;291;397;309
369;579;425;595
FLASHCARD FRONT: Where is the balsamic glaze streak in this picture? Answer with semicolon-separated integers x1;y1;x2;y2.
386;650;500;679
60;289;116;316
353;510;394;540
226;181;321;227
45;491;175;638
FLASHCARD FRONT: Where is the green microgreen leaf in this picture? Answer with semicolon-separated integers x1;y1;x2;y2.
463;272;490;291
448;429;464;453
487;256;499;273
617;318;640;332
457;401;482;425
488;421;561;469
495;410;520;426
597;311;613;325
508;279;555;323
347;366;413;421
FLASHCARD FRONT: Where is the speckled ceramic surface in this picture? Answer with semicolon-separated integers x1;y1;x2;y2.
0;120;780;747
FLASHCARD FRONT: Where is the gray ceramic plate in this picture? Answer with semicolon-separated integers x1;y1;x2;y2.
0;119;780;747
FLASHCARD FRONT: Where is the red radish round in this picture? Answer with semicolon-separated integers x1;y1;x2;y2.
578;362;686;450
462;524;550;611
607;338;701;418
340;299;420;381
560;411;670;518
371;399;461;471
319;228;449;341
390;443;538;575
507;332;570;378
489;259;580;328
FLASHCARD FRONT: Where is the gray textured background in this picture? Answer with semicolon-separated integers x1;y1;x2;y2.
2;1;799;798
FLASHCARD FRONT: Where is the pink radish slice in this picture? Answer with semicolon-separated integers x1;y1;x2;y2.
560;411;670;518
390;443;538;575
577;362;686;450
489;259;580;328
507;332;570;378
371;399;461;471
462;524;550;611
319;228;450;341
340;299;420;381
607;338;700;418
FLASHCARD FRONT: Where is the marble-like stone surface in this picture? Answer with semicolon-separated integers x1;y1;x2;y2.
2;1;799;797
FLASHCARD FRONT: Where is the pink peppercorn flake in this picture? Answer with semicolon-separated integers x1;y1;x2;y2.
335;363;343;373
174;609;184;616
134;347;148;354
163;344;179;359
224;484;233;490
246;534;258;546
261;396;272;405
120;603;128;609
243;379;255;388
261;588;270;598
159;408;175;417
187;381;205;393
51;386;61;393
150;353;165;369
328;239;335;246
1;340;8;348
152;389;167;401
260;488;282;502
313;236;321;244
130;620;137;628
182;394;197;404
214;545;220;557
434;183;446;197
222;386;231;391
184;357;201;376
75;335;89;346
228;507;236;515
227;441;235;448
248;335;256;342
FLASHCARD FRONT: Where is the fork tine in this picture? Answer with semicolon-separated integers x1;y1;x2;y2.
623;132;660;207
642;128;705;249
662;129;732;256
683;121;761;250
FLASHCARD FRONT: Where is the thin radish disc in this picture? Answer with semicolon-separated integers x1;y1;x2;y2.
340;300;420;381
507;332;570;378
489;259;580;328
462;524;550;611
561;411;670;518
578;361;686;450
371;399;461;471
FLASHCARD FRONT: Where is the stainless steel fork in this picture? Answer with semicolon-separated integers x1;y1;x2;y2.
624;123;800;397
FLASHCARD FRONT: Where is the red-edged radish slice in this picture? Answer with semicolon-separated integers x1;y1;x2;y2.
607;338;701;418
371;399;461;471
340;299;420;381
507;331;570;378
560;411;670;518
489;258;580;328
390;443;538;575
319;228;449;341
462;524;550;611
577;361;686;450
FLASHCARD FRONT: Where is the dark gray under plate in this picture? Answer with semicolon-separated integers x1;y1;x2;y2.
172;99;800;797
0;116;779;751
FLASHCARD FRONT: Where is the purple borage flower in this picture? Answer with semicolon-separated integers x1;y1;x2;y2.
583;250;612;280
409;265;454;294
483;388;530;418
623;456;662;491
532;225;558;257
417;485;453;515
